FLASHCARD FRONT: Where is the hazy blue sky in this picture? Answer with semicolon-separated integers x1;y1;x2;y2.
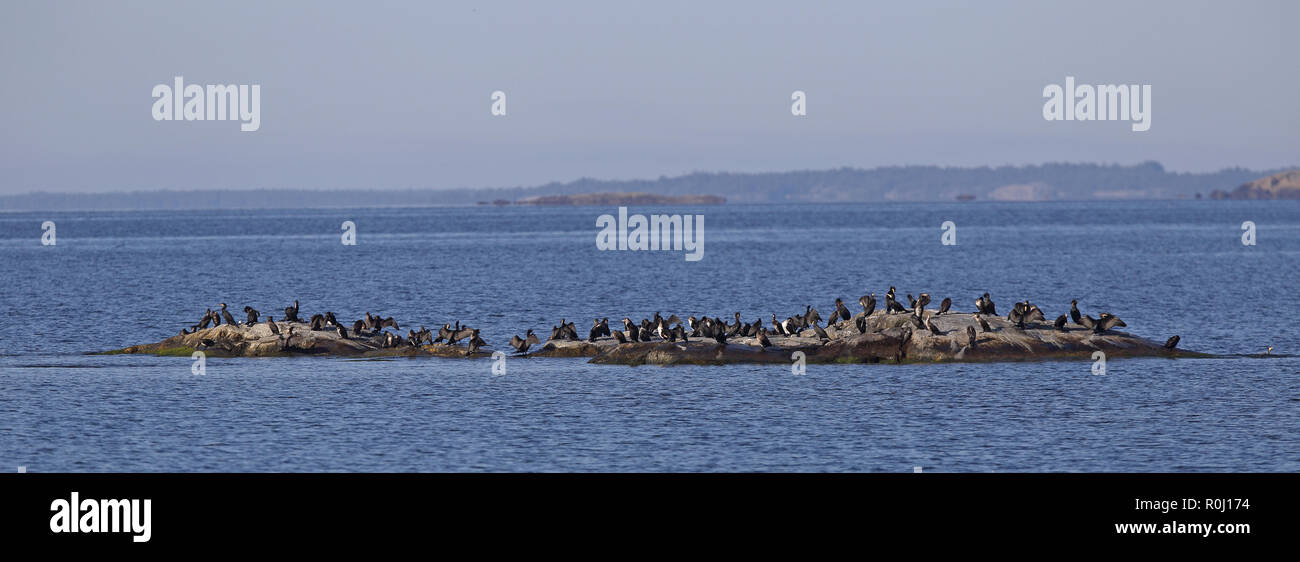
1;0;1295;193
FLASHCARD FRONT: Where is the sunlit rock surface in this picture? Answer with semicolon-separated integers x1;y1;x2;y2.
108;322;490;358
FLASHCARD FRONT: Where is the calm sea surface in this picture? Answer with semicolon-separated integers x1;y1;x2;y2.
1;201;1297;471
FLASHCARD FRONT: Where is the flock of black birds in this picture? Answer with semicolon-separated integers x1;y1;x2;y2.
178;288;1181;355
504;286;1179;353
181;300;487;353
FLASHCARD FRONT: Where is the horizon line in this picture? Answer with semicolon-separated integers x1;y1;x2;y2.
3;160;1296;198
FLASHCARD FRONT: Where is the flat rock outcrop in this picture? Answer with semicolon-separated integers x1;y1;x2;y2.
107;322;491;358
527;311;1201;365
106;310;1203;365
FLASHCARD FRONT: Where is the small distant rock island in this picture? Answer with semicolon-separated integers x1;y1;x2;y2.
1210;170;1300;200
514;192;726;206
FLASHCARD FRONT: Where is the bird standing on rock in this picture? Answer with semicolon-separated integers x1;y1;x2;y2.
1094;313;1126;333
510;330;540;353
713;327;728;346
196;309;214;330
834;298;851;323
467;330;486;353
803;306;822;327
859;293;876;317
886;292;906;314
811;322;830;343
281;326;296;350
915;293;931;316
854;314;870;334
284;300;300;323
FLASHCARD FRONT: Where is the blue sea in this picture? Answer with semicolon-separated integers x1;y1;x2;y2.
0;201;1297;472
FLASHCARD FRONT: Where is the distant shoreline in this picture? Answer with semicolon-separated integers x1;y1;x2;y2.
4;197;1299;214
2;162;1295;211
